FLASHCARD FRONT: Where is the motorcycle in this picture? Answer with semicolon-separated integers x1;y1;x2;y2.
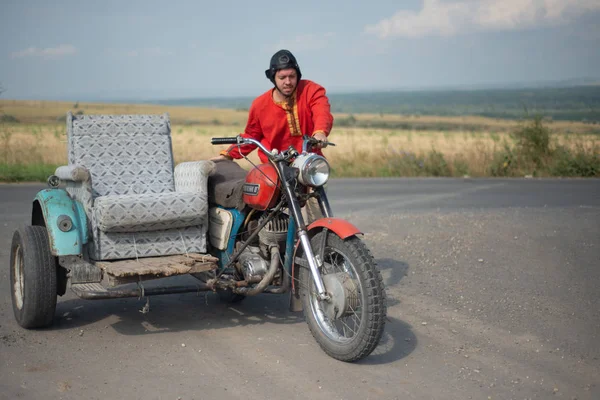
204;135;387;361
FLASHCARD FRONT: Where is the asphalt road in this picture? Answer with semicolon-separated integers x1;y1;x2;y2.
1;179;599;400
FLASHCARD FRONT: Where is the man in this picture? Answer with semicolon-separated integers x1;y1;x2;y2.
212;49;334;162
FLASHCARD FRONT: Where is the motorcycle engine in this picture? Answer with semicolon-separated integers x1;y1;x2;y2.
258;214;289;249
237;246;269;283
237;214;289;283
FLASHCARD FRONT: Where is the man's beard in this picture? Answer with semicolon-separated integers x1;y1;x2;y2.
276;83;296;98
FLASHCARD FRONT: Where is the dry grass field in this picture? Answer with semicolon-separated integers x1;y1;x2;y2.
1;100;598;180
2;99;598;134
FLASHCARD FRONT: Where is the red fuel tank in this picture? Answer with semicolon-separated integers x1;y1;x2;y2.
242;163;281;210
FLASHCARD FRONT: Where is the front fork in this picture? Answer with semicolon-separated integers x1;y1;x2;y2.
314;186;332;219
278;163;330;301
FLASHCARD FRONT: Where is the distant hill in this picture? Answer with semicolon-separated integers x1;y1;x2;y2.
150;85;600;122
328;85;600;121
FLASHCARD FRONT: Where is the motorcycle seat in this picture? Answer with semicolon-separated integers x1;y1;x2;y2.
208;159;247;210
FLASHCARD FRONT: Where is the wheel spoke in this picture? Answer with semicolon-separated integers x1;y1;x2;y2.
308;244;367;342
338;317;357;337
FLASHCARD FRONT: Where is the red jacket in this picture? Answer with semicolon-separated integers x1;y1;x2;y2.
221;80;334;163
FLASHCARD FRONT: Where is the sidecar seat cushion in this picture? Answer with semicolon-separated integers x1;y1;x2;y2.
208;159;247;210
94;192;208;233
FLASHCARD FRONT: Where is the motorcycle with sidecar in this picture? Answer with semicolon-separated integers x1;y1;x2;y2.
9;112;386;362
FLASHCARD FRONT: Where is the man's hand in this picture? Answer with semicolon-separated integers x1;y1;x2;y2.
312;132;328;149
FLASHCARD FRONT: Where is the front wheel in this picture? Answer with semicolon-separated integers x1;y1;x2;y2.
299;232;386;362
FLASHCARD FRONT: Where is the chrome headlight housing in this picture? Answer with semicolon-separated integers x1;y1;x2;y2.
291;154;330;187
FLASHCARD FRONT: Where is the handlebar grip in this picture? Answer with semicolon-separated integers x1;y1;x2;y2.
211;137;239;145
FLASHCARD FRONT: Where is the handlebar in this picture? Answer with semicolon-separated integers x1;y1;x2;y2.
211;135;335;161
211;137;240;145
211;135;273;157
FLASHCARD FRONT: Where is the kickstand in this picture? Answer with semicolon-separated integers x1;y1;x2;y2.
139;297;150;314
137;279;150;314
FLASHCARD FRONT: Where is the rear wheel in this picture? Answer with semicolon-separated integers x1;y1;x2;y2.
217;289;246;303
299;232;386;362
10;226;57;329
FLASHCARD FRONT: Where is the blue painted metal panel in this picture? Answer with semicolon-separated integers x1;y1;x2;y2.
34;189;88;256
216;207;246;270
283;215;296;276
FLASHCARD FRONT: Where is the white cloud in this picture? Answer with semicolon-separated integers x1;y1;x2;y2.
365;0;600;38
275;32;336;52
10;44;77;59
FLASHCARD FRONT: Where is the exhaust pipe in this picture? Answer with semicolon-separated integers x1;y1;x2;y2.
234;246;281;296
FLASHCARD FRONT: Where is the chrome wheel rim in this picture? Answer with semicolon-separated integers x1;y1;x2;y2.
308;248;364;343
13;244;24;310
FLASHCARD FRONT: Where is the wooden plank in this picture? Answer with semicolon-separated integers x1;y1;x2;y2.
106;261;217;287
188;262;218;274
97;253;218;278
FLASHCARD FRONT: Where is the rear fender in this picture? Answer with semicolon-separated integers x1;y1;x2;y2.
291;218;362;295
33;189;88;256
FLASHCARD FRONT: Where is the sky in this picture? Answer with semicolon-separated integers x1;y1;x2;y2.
1;0;599;101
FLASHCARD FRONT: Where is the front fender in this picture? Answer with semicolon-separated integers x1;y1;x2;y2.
33;189;88;256
306;218;361;239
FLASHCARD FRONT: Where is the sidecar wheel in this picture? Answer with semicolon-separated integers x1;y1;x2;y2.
10;226;57;329
299;232;386;362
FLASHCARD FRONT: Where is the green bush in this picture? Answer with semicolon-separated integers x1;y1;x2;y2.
550;145;599;177
489;143;515;177
423;149;450;176
452;156;470;176
386;150;424;176
513;115;550;167
1;114;19;123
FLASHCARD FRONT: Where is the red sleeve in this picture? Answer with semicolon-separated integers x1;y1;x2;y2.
221;100;264;159
307;83;334;137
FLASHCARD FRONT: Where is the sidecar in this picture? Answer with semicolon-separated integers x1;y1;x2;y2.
9;112;221;329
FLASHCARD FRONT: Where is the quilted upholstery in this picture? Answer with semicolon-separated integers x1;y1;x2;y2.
55;165;90;182
89;226;208;260
58;112;214;261
54;165;94;211
175;161;216;193
93;192;208;233
68;113;175;197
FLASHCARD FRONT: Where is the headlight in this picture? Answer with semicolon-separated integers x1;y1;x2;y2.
291;154;330;187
